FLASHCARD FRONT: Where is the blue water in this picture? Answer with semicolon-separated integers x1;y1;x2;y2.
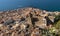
0;0;60;11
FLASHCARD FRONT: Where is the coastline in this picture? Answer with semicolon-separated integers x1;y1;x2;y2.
0;7;60;12
0;7;60;15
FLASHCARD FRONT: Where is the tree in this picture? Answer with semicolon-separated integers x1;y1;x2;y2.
54;15;60;23
54;20;60;36
55;21;60;29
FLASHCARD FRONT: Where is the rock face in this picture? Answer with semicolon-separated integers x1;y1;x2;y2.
0;7;60;36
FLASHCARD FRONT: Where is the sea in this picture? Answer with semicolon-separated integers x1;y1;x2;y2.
0;0;60;11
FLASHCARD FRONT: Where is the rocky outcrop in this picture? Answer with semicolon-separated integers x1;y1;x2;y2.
0;7;60;36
